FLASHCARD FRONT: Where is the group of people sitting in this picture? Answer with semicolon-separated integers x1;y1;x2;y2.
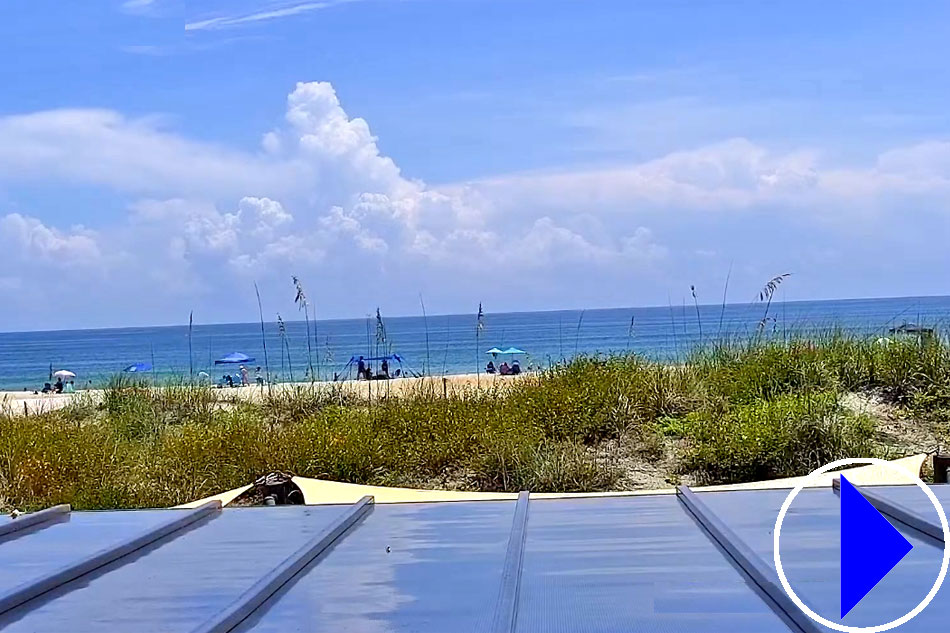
485;359;521;375
355;357;400;380
39;377;75;394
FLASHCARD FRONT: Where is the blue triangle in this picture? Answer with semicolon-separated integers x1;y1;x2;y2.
840;475;913;618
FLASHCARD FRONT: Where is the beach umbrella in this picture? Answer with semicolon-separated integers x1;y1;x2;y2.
502;347;525;355
123;362;153;373
52;370;76;379
485;347;504;355
214;352;256;365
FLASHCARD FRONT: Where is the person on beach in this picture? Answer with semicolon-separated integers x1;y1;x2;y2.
381;358;389;378
225;374;234;388
486;361;496;374
240;366;249;386
511;360;521;375
64;381;75;393
54;377;64;393
41;382;52;394
255;367;264;386
357;356;366;380
499;362;511;375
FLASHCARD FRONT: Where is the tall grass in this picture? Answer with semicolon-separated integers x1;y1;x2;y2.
2;332;947;511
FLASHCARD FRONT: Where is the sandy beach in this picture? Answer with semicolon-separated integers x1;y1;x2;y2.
0;372;528;416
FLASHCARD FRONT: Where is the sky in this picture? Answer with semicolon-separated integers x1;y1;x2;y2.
2;0;950;330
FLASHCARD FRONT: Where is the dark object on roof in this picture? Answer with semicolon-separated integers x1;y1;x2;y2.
214;352;256;365
233;472;304;507
0;504;70;540
1;484;948;631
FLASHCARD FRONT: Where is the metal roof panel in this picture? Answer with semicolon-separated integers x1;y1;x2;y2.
0;506;348;633
233;500;516;633
516;496;794;633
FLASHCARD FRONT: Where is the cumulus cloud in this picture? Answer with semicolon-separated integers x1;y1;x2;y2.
469;138;826;212
1;80;949;327
0;213;103;268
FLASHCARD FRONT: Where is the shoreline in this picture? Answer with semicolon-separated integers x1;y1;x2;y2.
0;372;525;416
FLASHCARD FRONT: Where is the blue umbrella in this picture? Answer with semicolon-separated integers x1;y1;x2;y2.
123;362;153;373
502;347;525;355
485;347;504;355
214;352;256;365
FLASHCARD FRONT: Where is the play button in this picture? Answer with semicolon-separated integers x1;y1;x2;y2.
774;458;950;632
840;475;914;618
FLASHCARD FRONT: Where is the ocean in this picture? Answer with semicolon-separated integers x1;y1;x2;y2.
1;295;949;391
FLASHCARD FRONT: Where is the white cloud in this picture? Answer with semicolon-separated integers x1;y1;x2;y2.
240;196;293;238
121;0;157;12
0;213;103;268
0;109;295;197
2;80;950;327
469;138;826;212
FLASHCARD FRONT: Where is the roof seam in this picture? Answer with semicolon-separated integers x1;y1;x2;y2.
491;490;530;633
189;494;375;633
0;500;221;618
677;485;822;633
0;504;70;540
832;477;944;545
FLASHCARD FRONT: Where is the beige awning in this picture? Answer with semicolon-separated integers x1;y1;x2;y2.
175;453;928;508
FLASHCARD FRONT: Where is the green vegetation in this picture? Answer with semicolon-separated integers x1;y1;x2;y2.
2;334;948;511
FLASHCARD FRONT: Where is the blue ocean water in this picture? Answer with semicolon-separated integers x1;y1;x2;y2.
1;296;949;391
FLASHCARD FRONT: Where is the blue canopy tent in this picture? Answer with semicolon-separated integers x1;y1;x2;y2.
485;347;526;375
339;354;415;380
214;352;256;365
123;362;153;373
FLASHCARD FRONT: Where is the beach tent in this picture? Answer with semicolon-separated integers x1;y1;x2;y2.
346;354;404;364
123;362;152;373
214;352;256;365
339;354;410;379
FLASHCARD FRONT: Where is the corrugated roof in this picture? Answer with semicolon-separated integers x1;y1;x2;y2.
2;480;949;631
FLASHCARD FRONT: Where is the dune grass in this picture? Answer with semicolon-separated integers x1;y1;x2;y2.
1;333;947;511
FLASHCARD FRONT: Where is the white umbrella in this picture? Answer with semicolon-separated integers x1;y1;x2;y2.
52;370;76;379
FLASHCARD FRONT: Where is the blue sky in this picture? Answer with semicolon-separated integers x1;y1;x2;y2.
2;0;950;330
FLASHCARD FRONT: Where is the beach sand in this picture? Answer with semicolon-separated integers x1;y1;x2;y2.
0;372;528;416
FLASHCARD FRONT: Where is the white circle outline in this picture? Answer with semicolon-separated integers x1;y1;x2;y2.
773;457;950;633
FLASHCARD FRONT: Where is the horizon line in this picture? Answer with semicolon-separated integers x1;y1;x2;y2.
2;292;949;337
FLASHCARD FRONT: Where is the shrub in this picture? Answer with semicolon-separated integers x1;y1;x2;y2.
678;391;877;484
11;332;943;510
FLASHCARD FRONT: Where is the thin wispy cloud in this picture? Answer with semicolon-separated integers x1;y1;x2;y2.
119;44;168;56
121;0;157;13
185;1;354;32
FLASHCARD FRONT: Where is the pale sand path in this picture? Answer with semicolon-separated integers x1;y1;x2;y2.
176;453;929;508
0;372;528;416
